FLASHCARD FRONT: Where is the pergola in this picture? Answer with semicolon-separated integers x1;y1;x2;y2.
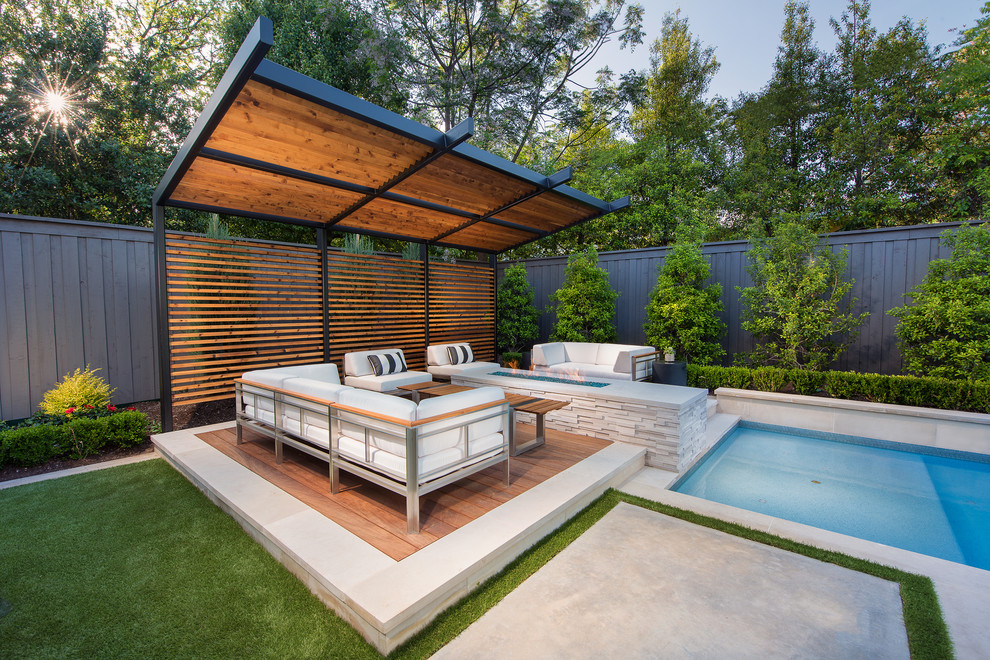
152;17;627;430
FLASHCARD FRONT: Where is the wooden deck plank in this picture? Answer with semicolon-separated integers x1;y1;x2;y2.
197;423;609;560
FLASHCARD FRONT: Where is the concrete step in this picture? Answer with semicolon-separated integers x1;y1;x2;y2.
706;396;718;419
705;412;740;448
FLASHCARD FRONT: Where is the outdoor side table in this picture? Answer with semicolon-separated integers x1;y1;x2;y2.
652;361;687;387
396;381;438;403
505;394;569;456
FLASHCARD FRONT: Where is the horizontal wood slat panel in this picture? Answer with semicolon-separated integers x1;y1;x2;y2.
166;234;323;404
429;261;495;363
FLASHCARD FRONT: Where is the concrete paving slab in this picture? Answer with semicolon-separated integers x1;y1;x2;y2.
434;502;908;660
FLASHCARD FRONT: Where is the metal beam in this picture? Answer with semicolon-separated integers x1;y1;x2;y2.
153;16;272;206
326;118;474;227
318;227;330;363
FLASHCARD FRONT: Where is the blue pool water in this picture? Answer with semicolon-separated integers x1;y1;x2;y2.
673;423;990;570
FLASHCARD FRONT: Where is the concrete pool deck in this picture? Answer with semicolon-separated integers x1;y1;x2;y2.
434;501;909;659
620;467;990;660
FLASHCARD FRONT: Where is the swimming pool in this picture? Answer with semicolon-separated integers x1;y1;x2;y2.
673;422;990;570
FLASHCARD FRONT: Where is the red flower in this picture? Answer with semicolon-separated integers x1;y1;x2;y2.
108;405;117;412
126;407;136;411
84;404;94;409
65;407;75;414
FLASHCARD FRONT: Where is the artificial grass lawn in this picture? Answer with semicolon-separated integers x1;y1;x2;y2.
0;461;953;659
0;460;379;659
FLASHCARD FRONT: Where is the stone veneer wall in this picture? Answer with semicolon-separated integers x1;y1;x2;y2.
453;373;707;472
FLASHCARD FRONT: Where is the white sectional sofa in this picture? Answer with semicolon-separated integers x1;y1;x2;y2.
235;364;510;533
343;348;433;392
426;343;500;380
531;342;656;381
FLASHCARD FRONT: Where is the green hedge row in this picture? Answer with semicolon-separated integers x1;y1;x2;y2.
0;411;149;469
687;365;990;414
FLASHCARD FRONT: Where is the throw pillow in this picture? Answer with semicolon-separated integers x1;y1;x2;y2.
368;351;408;376
447;344;473;365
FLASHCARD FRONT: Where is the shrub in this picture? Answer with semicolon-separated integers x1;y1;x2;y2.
549;248;618;343
689;365;990;413
889;222;990;381
63;419;108;460
738;223;869;370
500;351;523;368
0;425;65;467
644;240;725;365
39;366;115;415
106;411;150;448
496;263;540;355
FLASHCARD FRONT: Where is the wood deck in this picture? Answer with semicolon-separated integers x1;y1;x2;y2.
197;424;610;561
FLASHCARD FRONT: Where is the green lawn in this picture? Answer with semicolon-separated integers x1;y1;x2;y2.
0;460;953;659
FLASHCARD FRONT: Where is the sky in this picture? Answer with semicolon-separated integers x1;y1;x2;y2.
577;0;984;100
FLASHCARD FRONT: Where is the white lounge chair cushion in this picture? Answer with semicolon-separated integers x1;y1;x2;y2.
344;371;432;392
561;342;600;364
533;362;618;381
427;362;500;377
281;377;351;403
415;386;505;455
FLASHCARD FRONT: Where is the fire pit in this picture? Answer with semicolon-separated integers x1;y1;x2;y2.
453;367;709;471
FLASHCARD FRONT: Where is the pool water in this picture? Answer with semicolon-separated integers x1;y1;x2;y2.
673;424;990;570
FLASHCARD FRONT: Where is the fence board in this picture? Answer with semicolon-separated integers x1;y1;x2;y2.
0;216;159;421
499;222;970;374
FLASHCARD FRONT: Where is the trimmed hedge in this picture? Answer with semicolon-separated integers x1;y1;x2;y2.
0;411;150;468
688;365;990;414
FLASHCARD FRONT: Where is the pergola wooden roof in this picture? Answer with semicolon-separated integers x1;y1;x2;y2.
152;16;628;254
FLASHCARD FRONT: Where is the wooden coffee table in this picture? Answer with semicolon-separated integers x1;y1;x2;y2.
396;381;439;403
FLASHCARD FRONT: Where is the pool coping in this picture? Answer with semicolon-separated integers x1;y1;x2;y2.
715;388;990;456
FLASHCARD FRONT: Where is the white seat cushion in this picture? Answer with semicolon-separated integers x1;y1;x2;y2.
427;362;500;377
344;371;432;392
415;386;505;455
281;377;351;402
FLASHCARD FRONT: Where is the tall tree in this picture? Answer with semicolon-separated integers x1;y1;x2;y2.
727;1;826;232
821;0;939;230
373;0;644;162
928;2;990;219
218;0;408;113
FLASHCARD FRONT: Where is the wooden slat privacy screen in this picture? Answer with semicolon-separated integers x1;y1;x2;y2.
165;233;495;406
165;233;324;405
325;252;427;369
429;262;495;360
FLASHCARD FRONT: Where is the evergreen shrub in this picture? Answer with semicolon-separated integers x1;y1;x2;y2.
496;263;540;355
889;222;990;381
549;248;618;343
38;366;115;415
687;365;989;413
644;240;725;364
0;411;150;469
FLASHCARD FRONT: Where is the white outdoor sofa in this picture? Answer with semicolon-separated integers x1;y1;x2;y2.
531;342;656;381
343;348;433;393
426;343;500;380
235;363;510;533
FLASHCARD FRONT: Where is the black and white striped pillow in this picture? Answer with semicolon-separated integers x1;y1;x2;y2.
446;344;473;365
368;351;408;376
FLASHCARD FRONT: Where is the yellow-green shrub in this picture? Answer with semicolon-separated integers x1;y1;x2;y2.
38;366;116;415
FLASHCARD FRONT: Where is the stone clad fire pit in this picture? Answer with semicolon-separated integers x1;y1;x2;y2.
453;367;709;472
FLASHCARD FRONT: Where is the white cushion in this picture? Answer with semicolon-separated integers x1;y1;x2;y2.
281;377;351;403
562;342;601;364
368;433;504;480
428;362;500;377
415;386;505;455
427;344;453;366
596;344;626;367
533;342;566;366
344;371;432;392
614;346;655;377
272;363;341;383
241;369;294;388
345;349;407;377
336;388;416;458
535;362;623;381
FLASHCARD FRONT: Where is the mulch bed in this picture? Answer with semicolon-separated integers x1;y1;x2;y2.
0;399;235;484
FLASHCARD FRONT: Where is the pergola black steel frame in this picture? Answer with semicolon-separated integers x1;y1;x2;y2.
152;17;628;430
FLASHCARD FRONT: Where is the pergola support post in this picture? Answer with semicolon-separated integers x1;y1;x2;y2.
318;228;330;363
153;204;173;432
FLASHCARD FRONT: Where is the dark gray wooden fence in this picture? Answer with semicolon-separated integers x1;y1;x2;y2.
0;214;159;421
499;222;965;375
0;215;966;421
